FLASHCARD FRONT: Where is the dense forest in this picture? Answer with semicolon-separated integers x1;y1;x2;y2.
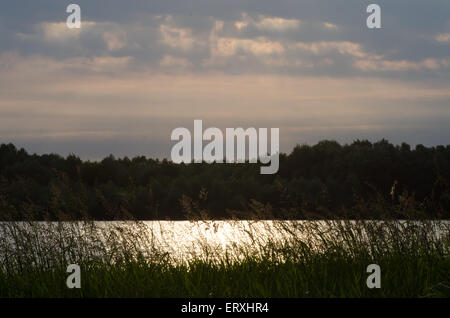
0;139;449;220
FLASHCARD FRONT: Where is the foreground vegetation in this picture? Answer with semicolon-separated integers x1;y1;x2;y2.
2;252;448;298
1;207;448;298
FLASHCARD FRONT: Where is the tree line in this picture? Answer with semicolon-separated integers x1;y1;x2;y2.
0;139;449;220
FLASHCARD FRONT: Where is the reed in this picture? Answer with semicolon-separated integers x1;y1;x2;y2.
0;212;448;297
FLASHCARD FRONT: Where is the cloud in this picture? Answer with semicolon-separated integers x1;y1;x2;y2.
160;55;193;69
74;56;133;72
234;21;248;31
15;20;133;57
435;33;450;43
214;20;224;32
159;16;201;51
17;21;98;42
292;41;374;58
322;22;338;31
0;51;133;75
235;13;300;32
212;37;284;57
8;12;450;79
253;16;300;32
103;31;126;51
354;57;450;72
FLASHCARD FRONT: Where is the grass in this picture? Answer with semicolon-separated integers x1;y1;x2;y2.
2;254;448;298
0;216;448;298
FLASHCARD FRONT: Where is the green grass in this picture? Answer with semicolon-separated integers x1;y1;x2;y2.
1;254;448;298
0;218;448;298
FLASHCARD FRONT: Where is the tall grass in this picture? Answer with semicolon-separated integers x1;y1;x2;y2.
0;215;448;298
0;189;448;298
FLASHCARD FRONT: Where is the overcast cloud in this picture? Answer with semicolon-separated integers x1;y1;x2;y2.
1;0;450;159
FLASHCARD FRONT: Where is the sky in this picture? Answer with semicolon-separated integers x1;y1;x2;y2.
1;0;450;160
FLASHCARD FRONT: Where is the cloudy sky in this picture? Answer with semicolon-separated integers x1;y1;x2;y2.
1;0;450;159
